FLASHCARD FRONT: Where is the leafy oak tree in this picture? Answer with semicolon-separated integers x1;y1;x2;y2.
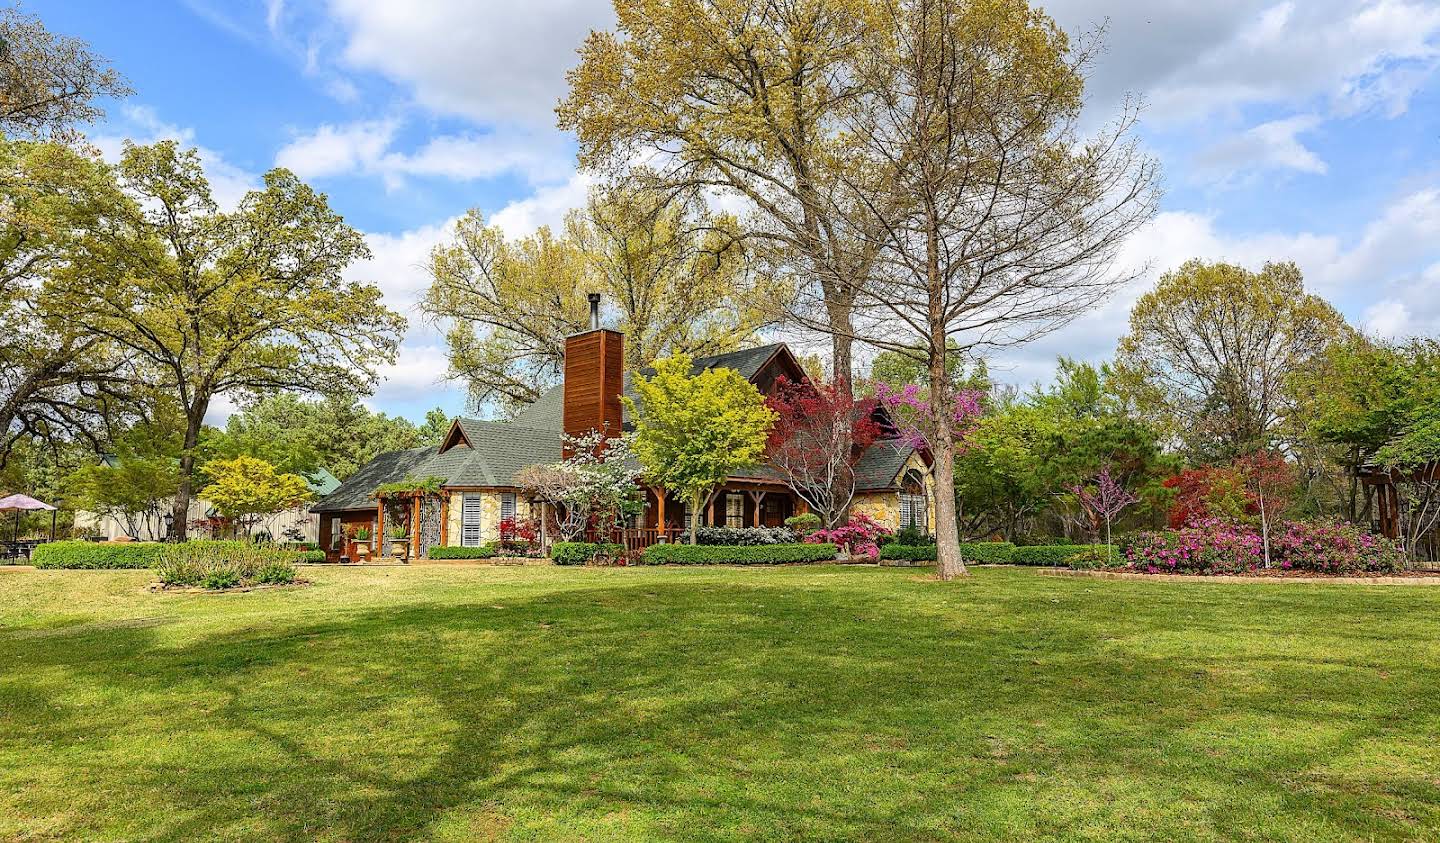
1114;259;1350;462
43;141;405;539
424;184;775;414
624;353;776;544
0;140;135;467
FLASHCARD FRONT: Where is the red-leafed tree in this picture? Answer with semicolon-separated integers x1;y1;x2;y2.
766;377;882;529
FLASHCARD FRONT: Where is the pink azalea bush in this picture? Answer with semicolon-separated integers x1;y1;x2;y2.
806;513;894;560
1124;518;1406;575
1273;520;1406;574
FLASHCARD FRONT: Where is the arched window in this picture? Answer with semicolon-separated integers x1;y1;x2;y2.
899;469;929;533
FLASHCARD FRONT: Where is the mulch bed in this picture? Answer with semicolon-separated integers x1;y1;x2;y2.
1040;569;1440;585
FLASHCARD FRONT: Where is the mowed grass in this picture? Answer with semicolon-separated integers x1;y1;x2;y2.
3;565;1440;842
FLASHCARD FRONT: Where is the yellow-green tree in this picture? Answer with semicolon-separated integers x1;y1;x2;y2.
201;455;312;537
0;7;131;140
1114;260;1350;462
0;140;134;467
423;183;777;414
558;0;886;389
624;353;776;544
42;140;406;539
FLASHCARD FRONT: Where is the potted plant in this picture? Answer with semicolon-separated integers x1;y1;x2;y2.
352;526;372;561
389;529;410;559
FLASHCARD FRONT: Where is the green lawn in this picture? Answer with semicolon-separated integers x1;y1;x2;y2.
3;565;1439;841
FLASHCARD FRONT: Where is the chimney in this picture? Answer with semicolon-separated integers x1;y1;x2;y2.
563;294;624;451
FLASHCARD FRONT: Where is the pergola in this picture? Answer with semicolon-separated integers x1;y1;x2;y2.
1356;462;1440;540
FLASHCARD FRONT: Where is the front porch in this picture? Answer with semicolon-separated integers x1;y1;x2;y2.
606;482;802;551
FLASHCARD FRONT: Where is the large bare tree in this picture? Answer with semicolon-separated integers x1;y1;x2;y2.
836;0;1160;579
0;7;130;140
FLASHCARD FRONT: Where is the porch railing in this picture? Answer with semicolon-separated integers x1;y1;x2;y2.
584;526;686;551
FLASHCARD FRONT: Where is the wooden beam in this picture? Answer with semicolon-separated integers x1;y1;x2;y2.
439;493;449;547
653;487;666;532
748;490;765;526
411;494;421;559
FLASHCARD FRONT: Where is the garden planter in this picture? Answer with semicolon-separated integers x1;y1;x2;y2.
390;539;410;559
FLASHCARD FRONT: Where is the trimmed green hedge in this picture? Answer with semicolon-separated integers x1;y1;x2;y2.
640;542;838;565
551;542;624;566
1012;544;1113;566
31;541;165;569
427;545;498;560
879;542;1017;563
289;549;326;563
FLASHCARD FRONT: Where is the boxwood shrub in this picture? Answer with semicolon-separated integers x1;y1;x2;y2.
288;549;327;563
640;542;838;565
878;542;1017;563
695;526;798;545
427;545;498;560
31;541;166;569
551;542;624;566
1012;544;1113;566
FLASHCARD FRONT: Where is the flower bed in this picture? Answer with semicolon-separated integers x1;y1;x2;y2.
640;543;838;565
1120;519;1405;576
154;541;298;590
804;514;892;560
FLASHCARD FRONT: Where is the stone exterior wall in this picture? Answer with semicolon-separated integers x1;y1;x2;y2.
848;452;938;531
443;490;534;547
851;491;902;529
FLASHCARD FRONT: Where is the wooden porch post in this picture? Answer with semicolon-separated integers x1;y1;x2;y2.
377;498;385;548
411;494;422;558
439;493;449;546
653;487;666;534
748;490;766;526
707;495;716;527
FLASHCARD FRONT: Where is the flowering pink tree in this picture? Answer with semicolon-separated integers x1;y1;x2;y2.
871;380;985;578
805;512;893;560
1071;466;1139;565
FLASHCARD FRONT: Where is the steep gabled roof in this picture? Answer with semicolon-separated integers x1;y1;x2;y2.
310;421;563;513
853;441;924;491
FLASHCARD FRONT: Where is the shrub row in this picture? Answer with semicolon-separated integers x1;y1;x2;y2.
155;541;297;589
1122;519;1405;575
289;549;327;563
879;542;1019;563
551;542;624;566
1012;544;1113;566
641;542;838;565
427;545;498;560
32;541;165;569
695;526;798;546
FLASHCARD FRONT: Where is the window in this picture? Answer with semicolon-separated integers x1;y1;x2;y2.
682;503;692;532
461;493;482;546
330;517;341;550
501;493;516;521
726;493;744;528
900;494;928;530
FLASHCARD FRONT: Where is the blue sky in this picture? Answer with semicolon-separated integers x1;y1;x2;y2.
29;0;1440;425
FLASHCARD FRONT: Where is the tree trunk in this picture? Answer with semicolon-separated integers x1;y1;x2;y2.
690;491;701;545
831;330;853;395
930;349;966;580
170;397;209;542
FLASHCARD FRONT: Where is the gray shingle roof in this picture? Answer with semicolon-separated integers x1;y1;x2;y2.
853;441;919;491
310;421;563;513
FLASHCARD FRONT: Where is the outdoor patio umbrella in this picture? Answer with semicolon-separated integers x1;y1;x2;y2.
0;493;59;542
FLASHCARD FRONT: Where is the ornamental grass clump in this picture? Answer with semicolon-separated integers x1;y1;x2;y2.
155;541;298;590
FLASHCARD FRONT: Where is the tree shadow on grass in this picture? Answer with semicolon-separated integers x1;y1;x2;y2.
4;576;1440;841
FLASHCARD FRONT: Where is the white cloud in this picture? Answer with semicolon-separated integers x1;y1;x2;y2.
1197;114;1327;179
275;120;572;188
1043;0;1440;123
490;171;595;236
324;0;614;128
988;186;1440;386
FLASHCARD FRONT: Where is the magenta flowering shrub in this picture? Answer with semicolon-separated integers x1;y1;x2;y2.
1274;520;1406;574
1124;518;1407;575
1124;518;1263;574
806;513;894;560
